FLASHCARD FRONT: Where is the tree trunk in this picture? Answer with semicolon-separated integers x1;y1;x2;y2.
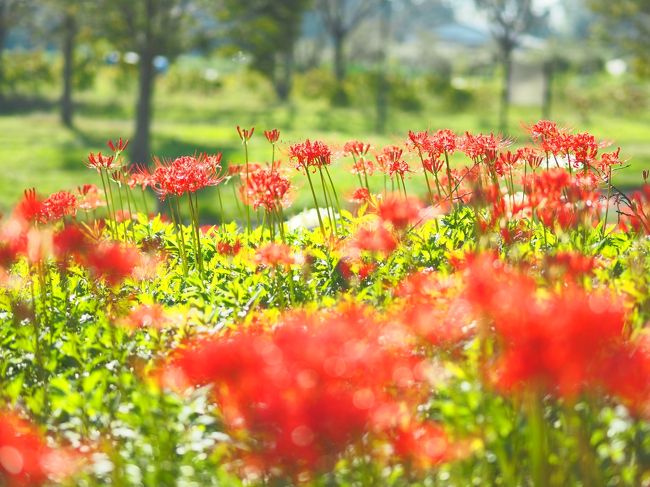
375;0;390;134
0;20;6;102
542;59;553;120
274;48;293;102
333;31;345;83
131;51;155;165
60;10;76;127
499;47;512;134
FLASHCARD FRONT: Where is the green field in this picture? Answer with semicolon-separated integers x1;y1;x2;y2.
2;77;649;221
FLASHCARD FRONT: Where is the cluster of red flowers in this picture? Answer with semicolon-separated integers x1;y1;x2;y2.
12;189;78;225
240;168;291;212
255;242;301;268
464;254;650;406
376;145;410;177
164;306;452;478
153;153;223;199
0;413;83;486
288;140;332;170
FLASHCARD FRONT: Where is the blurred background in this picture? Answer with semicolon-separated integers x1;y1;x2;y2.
0;0;648;219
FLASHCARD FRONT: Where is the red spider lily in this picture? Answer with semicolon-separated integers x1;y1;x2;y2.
107;137;129;153
598;147;623;172
391;422;452;469
52;225;89;263
343;140;371;157
337;257;376;281
236;125;255;142
350;156;375;176
376;146;409;177
264;129;280;144
239;168;291;212
119;303;168;330
216;239;242;256
565;132;600;168
86;152;117;172
40;191;78;223
466;256;628;398
620;184;650;234
494;151;520;176
350;187;370;204
76;185;105;211
288;140;332;170
392;272;474;348
0;412;84;486
255;242;300;267
14;189;43;224
83;242;141;286
377;194;423;230
407;130;432;153
152;153;223;200
525;120;565;154
422;157;444;175
165;305;433;477
543;251;597;282
516;147;544;169
227;162;263;177
459;132;510;164
601;333;650;417
429;129;458;157
127;166;156;190
350;222;398;256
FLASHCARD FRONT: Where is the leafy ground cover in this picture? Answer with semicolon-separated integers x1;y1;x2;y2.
0;120;650;486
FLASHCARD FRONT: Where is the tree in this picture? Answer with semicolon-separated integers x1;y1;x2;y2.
0;0;31;101
316;0;377;101
589;0;650;74
219;0;311;101
99;0;203;164
474;0;541;133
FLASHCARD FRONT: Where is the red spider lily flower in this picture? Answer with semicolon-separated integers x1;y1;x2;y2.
14;189;44;224
239;168;291;212
422;157;444;175
430;129;457;156
255;242;301;267
127;166;156;190
544;251;597;282
216;239;242;256
525;120;565;154
264;129;280;144
516;147;543;169
351;222;398;256
152;153;224;200
86;152;117;172
407;130;432;153
391;422;452;469
565;132;599;167
236;125;255;142
349;187;370;204
40;191;78;223
376;146;409;177
466;256;628;398
76;185;105;211
119;303;168;330
107;137;129;153
52;225;89;263
621;184;650;234
288;139;332;170
343;140;371;157
459;132;510;163
377;194;423;230
601;333;650;417
227;162;263;177
598;147;623;172
0;412;84;486
165;305;431;477
83;242;141;286
350;156;375;176
336;257;376;282
494;151;520;176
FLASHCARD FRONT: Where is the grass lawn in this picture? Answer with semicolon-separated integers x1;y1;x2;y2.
1;81;649;222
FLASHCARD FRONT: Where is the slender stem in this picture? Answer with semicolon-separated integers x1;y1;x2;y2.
304;167;326;238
